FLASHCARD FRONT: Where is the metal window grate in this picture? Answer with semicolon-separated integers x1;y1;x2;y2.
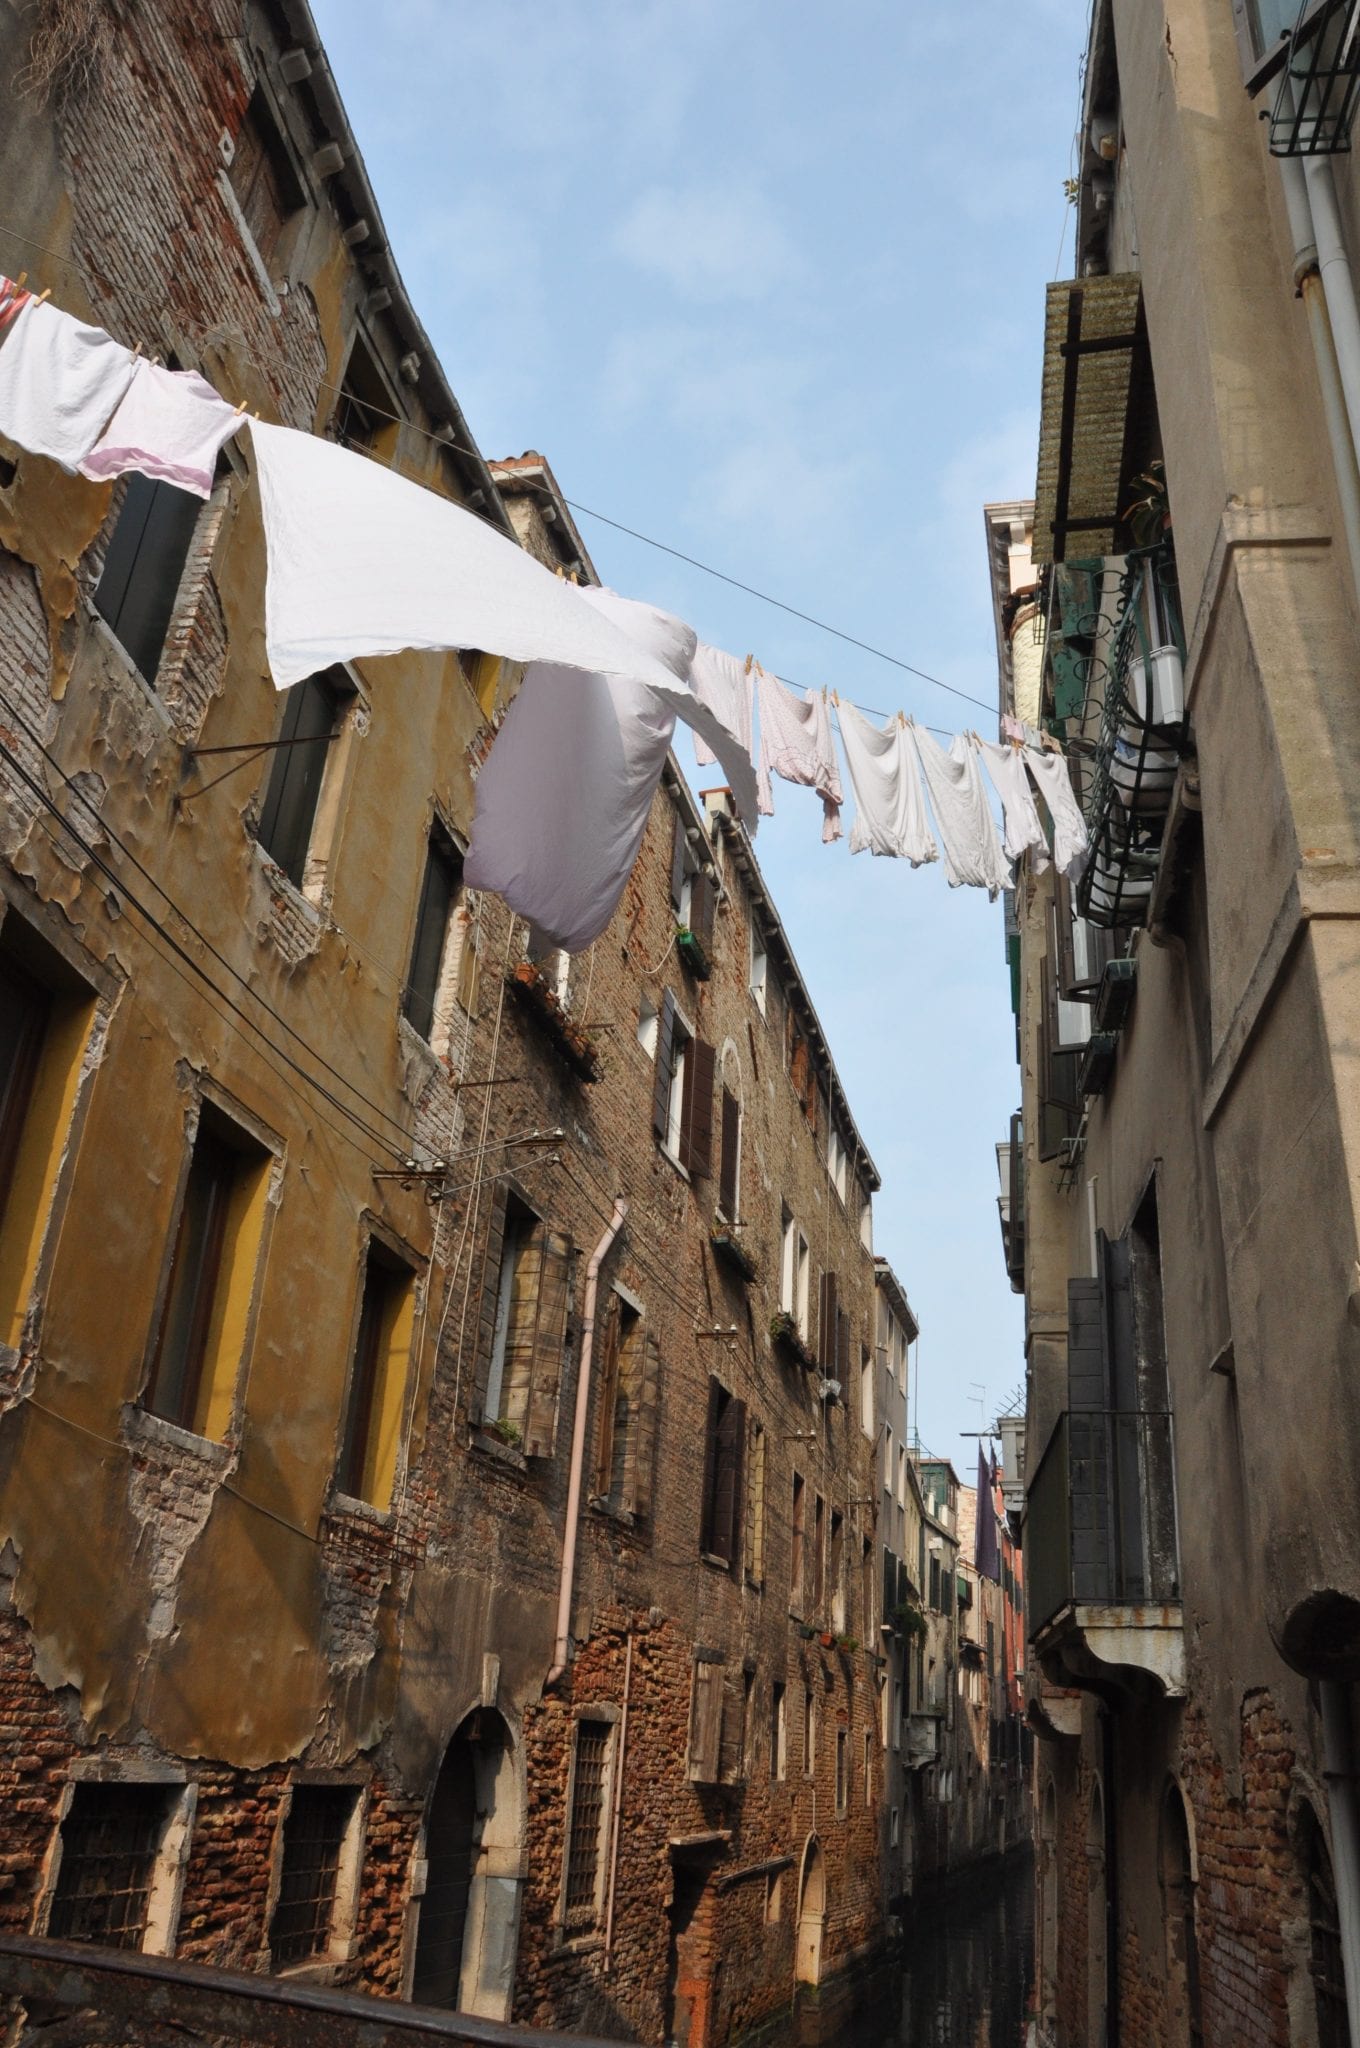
564;1723;610;1919
270;1787;354;1966
48;1783;172;1950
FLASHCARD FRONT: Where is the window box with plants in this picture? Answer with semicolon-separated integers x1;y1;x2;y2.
893;1600;927;1643
769;1309;815;1371
675;923;712;981
710;1226;757;1283
505;961;601;1082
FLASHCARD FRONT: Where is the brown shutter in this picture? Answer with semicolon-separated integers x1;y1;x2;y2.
719;1666;747;1784
688;1657;724;1783
683;1038;716;1177
837;1305;850;1383
499;1226;544;1425
625;1333;662;1519
699;1376;722;1554
819;1270;838;1371
470;1186;509;1425
719;1087;740;1219
652;990;677;1141
712;1394;746;1567
690;868;716;948
592;1298;622;1498
524;1230;572;1457
671;810;687;912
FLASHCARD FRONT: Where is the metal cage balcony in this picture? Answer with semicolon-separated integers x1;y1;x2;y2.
1026;1408;1181;1640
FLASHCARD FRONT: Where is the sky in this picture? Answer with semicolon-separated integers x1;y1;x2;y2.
310;0;1088;1478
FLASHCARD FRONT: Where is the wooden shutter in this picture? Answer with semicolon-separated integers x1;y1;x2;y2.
670;810;688;912
682;1038;716;1177
652;990;677;1142
837;1306;850;1384
688;1657;724;1783
524;1230;572;1457
699;1378;722;1554
713;1395;746;1567
819;1271;838;1371
719;1666;747;1784
499;1227;544;1426
624;1333;662;1519
93;474;202;683
689;869;716;949
469;1186;509;1425
719;1088;740;1219
592;1298;622;1498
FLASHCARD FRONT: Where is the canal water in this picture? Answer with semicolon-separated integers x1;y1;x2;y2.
888;1852;1035;2048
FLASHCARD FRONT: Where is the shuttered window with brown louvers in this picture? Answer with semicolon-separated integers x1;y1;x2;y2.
592;1297;624;1502
719;1086;740;1220
652;990;678;1144
475;1196;572;1456
719;1666;750;1784
679;1036;715;1177
593;1302;658;1516
687;1656;725;1783
688;868;716;950
699;1378;746;1566
670;809;688;913
818;1270;839;1373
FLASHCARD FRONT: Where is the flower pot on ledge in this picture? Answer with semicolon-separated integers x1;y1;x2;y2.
769;1310;815;1371
506;963;602;1082
675;925;712;981
710;1229;757;1283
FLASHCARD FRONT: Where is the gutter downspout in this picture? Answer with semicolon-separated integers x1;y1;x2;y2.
1320;1681;1360;2048
602;1629;635;1973
546;1196;627;1690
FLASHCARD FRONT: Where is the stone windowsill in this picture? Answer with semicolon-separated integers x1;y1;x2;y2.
324;1490;395;1534
121;1403;233;1472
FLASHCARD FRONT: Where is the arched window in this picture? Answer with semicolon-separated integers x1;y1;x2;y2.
1298;1805;1349;2048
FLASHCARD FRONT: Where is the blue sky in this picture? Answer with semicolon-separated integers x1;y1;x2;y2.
311;0;1088;1474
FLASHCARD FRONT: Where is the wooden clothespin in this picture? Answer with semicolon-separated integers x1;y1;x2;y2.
554;563;566;579
132;341;143;359
34;287;51;307
744;653;753;675
15;272;26;291
232;399;248;416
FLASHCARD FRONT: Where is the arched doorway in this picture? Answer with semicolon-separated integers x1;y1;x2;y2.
1160;1781;1203;2048
795;1835;826;1986
1088;1778;1107;2048
411;1709;520;2019
1040;1778;1058;2027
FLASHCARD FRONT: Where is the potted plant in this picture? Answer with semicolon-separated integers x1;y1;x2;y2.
484;1416;523;1451
674;922;712;981
818;1630;835;1649
894;1600;927;1642
769;1309;815;1371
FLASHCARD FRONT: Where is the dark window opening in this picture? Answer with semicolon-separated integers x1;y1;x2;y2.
48;1781;174;1950
0;949;50;1228
230;85;304;272
403;822;464;1042
328;333;398;454
699;1377;746;1567
94;473;202;683
270;1785;356;1967
256;668;350;889
336;1242;414;1505
718;1084;740;1220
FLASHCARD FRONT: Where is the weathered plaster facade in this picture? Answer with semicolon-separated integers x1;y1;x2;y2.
0;3;903;2041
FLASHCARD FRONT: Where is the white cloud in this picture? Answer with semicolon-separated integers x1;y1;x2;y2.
611;185;803;304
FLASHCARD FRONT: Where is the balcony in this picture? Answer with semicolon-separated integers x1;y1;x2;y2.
1026;1408;1184;1699
1078;546;1189;931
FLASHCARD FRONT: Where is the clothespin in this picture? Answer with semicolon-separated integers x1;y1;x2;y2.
232;399;247;416
132;341;143;359
554;563;565;579
15;272;26;291
34;287;51;307
744;654;753;675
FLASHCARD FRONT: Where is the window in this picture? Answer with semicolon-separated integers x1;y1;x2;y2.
403;822;465;1043
336;1241;417;1510
688;1655;744;1786
718;1082;741;1221
786;1013;818;1132
894;1681;903;1750
637;995;659;1059
144;1104;271;1440
229;85;304;275
860;1189;873;1253
563;1718;613;1929
269;1784;361;1968
827;1126;848;1203
780;1212;810;1339
885;1426;894;1505
699;1377;746;1567
256;669;353;890
803;1688;816;1776
670;809;716;955
653;992;714;1174
477;1193;572;1456
1231;0;1320;90
327;333;398;456
745;1420;766;1586
46;1782;179;1950
791;1472;806;1612
898;1444;907;1510
864;1731;873;1807
0;923;96;1349
765;1871;783;1923
750;929;767;1014
770;1682;787;1780
817;1270;846;1379
592;1294;660;1518
860;1344;874;1439
835;1729;848;1813
1301;1806;1349;2048
811;1494;825;1616
830;1510;845;1632
94;473;203;683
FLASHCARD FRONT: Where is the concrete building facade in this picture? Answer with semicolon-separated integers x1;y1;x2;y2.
996;1;1360;2042
0;3;906;2042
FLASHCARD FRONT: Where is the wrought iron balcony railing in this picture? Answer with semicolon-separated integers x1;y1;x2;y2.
1026;1408;1180;1639
0;1932;631;2048
1077;545;1188;931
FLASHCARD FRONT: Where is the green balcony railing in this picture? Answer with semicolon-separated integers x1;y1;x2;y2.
1027;1408;1181;1638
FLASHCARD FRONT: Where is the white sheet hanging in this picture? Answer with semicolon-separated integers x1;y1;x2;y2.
691;643;753;772
0;300;137;473
464;593;693;954
836;701;937;864
1023;745;1090;881
907;724;1010;898
975;736;1049;870
754;663;842;842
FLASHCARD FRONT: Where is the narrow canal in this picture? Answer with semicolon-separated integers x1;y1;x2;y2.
889;1852;1034;2048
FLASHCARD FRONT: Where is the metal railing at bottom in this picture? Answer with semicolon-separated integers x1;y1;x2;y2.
1026;1408;1180;1638
0;1933;633;2048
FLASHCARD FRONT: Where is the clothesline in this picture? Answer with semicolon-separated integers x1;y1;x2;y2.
0;275;1088;952
0;211;1000;732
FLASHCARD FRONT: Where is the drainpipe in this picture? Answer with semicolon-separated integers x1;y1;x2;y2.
1320;1681;1360;2047
546;1196;627;1689
1276;91;1360;602
602;1629;635;1973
